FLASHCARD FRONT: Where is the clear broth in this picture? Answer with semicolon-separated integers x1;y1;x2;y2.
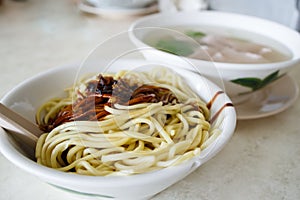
144;25;292;64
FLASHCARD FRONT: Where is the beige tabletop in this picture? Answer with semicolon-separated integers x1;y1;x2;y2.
0;1;300;200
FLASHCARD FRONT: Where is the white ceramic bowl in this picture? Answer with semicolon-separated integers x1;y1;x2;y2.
129;11;300;103
0;59;236;200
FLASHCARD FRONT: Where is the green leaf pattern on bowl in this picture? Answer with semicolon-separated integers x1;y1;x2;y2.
231;70;282;94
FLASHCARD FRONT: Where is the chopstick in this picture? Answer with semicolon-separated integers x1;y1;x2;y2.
0;103;42;148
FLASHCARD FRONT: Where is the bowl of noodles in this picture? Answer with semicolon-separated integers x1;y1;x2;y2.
0;59;236;199
129;11;300;103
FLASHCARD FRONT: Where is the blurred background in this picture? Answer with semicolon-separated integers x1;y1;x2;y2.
1;0;298;96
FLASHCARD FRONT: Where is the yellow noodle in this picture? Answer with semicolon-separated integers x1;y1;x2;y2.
35;67;223;176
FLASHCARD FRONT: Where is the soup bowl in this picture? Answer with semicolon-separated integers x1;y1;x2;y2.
129;11;300;103
0;59;236;199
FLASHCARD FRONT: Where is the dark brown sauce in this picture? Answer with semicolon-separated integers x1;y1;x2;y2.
206;91;224;109
206;91;234;124
209;103;234;124
39;74;180;132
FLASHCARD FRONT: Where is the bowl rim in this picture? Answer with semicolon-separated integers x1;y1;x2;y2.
0;59;236;185
128;10;300;71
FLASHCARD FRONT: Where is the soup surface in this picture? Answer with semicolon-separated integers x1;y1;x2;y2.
145;26;292;64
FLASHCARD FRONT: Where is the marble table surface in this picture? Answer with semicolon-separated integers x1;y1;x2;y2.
0;0;299;200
